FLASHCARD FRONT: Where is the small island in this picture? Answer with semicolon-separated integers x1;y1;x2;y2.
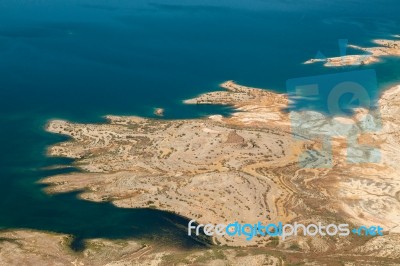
153;107;164;117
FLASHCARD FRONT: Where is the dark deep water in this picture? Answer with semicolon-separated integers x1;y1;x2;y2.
0;0;400;249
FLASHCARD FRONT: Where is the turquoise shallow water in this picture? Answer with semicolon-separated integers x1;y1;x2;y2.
0;0;400;249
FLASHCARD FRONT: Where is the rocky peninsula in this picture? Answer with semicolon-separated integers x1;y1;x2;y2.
11;79;396;264
304;38;400;67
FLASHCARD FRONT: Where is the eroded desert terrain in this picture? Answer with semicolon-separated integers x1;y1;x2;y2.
2;80;394;264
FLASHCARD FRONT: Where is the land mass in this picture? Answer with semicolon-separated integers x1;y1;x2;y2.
16;80;400;264
304;38;400;67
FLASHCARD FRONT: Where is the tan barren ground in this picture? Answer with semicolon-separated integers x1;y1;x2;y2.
4;80;400;265
304;38;400;67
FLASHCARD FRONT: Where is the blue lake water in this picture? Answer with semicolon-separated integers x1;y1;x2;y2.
0;0;400;249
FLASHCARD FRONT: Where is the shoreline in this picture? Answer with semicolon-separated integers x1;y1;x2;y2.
304;38;400;67
40;80;400;250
